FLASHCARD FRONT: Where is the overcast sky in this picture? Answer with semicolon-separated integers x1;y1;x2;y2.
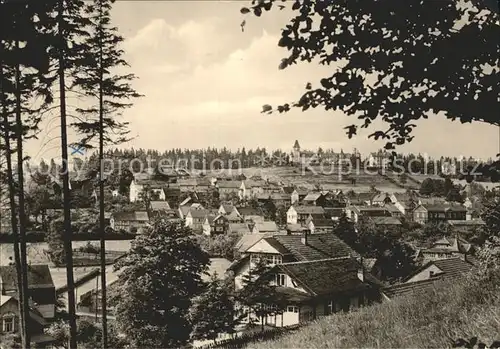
26;1;498;164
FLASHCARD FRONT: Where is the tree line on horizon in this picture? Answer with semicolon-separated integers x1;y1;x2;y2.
25;146;496;178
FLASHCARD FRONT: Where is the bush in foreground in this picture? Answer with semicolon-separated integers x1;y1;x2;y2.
247;266;500;349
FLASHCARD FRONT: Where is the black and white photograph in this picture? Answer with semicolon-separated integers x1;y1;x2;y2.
0;0;499;348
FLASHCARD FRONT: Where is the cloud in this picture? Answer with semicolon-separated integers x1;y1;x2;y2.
118;16;498;158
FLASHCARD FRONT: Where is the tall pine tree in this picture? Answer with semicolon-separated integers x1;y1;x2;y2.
48;0;92;346
1;1;54;346
70;0;141;345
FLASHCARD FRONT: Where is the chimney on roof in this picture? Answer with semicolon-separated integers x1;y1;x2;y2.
301;229;309;245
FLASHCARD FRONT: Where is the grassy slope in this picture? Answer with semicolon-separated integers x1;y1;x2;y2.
247;267;500;349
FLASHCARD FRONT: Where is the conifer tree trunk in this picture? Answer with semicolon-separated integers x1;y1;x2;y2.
98;2;108;344
0;56;28;349
14;38;31;349
57;0;78;347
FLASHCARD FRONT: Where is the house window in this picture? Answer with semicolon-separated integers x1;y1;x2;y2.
287;306;299;313
275;274;286;286
251;254;282;266
3;315;15;333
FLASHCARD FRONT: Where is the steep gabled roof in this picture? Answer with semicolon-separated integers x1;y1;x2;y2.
293;205;325;215
234;233;271;253
272;233;355;261
274;258;375;296
293;140;300;149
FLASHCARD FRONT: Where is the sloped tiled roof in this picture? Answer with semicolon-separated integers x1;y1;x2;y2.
448;219;485;226
135;179;169;188
228;223;252;234
237;207;263;216
0;265;54;290
112;211;149;221
356;192;377;201
274;258;373;296
305;216;333;226
393;192;412;203
256;238;291;255
270;193;291;201
294;188;309;195
303;192;322;202
293;206;325;215
217;180;242;189
286;223;307;233
253;221;279;233
372;193;389;202
187;209;209;219
383;203;402;213
150;201;171;211
234;233;270;253
324;207;345;218
431;258;473;277
221;204;236;214
244;180;266;188
424;236;472;254
272;233;355;261
369;216;402;225
383;278;445;299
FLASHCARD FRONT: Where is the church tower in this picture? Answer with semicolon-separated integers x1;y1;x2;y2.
292;140;301;163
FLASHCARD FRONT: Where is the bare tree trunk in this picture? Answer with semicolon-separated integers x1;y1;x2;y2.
57;1;78;347
14;39;32;349
98;1;108;343
0;53;28;349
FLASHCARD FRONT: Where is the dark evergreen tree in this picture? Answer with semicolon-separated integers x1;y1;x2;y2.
190;274;236;341
112;221;210;347
69;0;144;331
236;259;286;332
